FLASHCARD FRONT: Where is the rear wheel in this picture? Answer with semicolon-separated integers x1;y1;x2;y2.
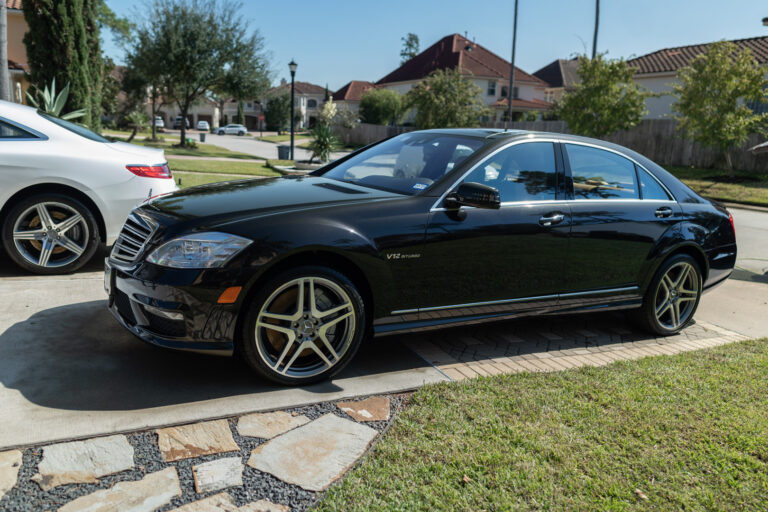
1;194;99;274
636;254;702;335
238;266;366;385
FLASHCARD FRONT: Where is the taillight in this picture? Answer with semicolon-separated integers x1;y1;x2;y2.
126;164;172;179
729;212;735;235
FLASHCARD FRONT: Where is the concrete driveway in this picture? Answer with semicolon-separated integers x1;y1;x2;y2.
0;207;765;450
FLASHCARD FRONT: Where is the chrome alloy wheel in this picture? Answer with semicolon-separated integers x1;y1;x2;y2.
654;261;699;330
12;202;89;268
254;277;356;379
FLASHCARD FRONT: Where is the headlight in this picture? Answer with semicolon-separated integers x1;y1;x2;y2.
146;232;252;268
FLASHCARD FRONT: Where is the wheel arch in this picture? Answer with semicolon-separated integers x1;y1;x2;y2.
643;241;709;294
0;184;107;243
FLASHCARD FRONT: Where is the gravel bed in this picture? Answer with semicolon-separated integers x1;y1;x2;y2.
0;392;410;512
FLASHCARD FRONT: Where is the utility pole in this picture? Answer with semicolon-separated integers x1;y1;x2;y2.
0;1;10;101
506;0;518;122
592;0;600;59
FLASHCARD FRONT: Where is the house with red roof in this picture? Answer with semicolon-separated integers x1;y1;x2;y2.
4;0;28;103
628;36;768;118
375;33;551;122
332;80;375;113
266;79;327;129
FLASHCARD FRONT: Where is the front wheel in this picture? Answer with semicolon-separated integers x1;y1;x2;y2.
238;266;367;385
1;194;99;274
636;254;702;335
238;131;245;136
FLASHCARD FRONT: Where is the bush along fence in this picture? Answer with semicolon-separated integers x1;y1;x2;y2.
481;119;768;172
337;120;768;172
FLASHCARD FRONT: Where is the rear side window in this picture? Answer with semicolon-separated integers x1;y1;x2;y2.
565;144;638;200
0;120;37;139
638;167;671;200
463;142;557;202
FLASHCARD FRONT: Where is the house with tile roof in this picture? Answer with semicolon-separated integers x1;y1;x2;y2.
4;0;28;103
628;36;768;118
376;33;551;122
533;58;581;104
265;79;327;129
332;80;375;113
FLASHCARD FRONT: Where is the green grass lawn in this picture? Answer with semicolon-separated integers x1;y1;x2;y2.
666;165;768;208
173;171;271;189
258;133;312;143
107;134;261;159
167;158;280;176
319;339;768;511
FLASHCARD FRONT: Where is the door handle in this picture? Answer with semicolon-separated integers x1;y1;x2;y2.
539;213;565;226
655;207;673;218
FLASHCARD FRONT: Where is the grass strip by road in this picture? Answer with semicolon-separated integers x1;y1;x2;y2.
167;158;280;176
666;165;768;208
319;339;768;511
106;133;261;160
173;171;270;189
258;133;311;143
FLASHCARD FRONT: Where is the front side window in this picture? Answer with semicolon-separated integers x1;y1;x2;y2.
0;119;37;139
322;133;484;195
565;144;638;200
462;142;558;202
39;112;110;143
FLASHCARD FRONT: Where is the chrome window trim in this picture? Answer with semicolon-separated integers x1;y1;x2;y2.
561;140;675;201
0;115;48;141
391;286;639;315
430;137;561;212
430;137;676;212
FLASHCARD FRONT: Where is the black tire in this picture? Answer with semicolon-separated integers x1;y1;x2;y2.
237;265;367;385
635;253;702;335
238;131;245;136
1;193;99;275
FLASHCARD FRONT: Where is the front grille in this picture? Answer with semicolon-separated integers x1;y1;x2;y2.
111;212;156;263
144;309;187;338
115;289;136;325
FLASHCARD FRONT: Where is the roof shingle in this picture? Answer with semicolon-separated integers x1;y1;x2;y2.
332;81;375;102
377;33;546;86
628;36;768;75
533;59;580;88
267;81;326;96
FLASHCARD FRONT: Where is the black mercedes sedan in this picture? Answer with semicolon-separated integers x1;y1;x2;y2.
105;129;737;385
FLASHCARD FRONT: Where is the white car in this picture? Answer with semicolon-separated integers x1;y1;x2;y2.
154;116;165;129
216;124;247;136
0;100;177;274
196;120;209;131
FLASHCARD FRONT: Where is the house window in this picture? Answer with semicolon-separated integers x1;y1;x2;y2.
246;102;252;109
487;81;496;96
307;99;317;108
500;86;508;98
513;87;519;99
545;91;554;103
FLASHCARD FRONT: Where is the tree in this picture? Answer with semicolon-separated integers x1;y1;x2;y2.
400;33;419;63
672;41;768;176
23;0;104;130
265;93;291;134
0;1;10;101
405;68;488;129
556;54;652;138
131;0;270;146
359;89;402;125
123;27;168;140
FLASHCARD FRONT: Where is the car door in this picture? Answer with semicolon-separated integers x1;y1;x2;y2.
420;140;571;320
560;142;682;306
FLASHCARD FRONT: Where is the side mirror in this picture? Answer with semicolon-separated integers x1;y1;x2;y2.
444;182;501;210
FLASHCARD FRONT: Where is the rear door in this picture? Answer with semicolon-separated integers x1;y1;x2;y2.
420;140;570;319
560;142;682;305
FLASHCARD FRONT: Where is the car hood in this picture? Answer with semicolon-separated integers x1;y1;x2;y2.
106;142;166;163
141;175;402;228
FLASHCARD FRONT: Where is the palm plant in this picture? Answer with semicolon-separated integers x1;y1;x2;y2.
125;111;149;142
25;78;86;120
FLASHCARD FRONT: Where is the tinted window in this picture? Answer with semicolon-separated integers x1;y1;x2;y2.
566;144;638;200
323;133;484;195
0;120;37;139
638;167;671;200
39;112;110;143
463;142;557;202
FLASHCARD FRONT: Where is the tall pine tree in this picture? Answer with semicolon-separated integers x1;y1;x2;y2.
23;0;103;130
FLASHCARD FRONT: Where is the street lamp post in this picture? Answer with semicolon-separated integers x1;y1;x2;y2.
289;60;297;161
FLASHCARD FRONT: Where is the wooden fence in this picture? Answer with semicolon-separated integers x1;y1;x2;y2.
336;120;768;171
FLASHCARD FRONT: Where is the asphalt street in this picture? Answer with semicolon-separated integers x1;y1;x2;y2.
0;207;764;449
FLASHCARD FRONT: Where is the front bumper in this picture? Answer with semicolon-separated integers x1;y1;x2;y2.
105;258;238;355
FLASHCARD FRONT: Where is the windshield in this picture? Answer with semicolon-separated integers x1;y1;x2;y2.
39;112;111;143
321;133;484;195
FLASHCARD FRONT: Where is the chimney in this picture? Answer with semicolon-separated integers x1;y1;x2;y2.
280;78;287;86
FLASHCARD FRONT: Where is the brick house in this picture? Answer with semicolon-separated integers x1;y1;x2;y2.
375;33;551;122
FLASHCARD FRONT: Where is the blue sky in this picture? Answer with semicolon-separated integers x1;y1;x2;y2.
102;0;768;91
